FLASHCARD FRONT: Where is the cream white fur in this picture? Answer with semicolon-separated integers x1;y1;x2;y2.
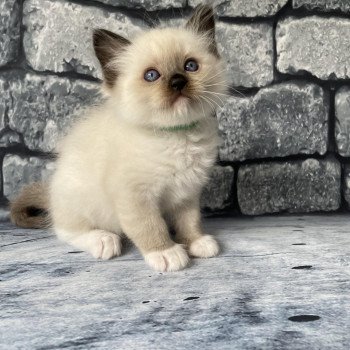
145;244;189;272
49;23;226;271
189;235;220;258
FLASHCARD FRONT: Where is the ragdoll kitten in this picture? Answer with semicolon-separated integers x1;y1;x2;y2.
10;5;227;272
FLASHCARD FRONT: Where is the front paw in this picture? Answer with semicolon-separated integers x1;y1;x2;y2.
144;244;189;272
189;235;219;258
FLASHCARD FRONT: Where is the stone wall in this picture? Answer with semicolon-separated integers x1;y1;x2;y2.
1;0;350;215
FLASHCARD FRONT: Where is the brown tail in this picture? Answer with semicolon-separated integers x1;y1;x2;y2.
10;182;51;229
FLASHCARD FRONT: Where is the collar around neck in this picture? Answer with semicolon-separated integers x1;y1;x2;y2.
158;121;199;132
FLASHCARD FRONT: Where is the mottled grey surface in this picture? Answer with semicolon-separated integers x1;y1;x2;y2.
23;0;145;78
276;16;350;80
0;77;10;130
0;0;349;216
189;0;288;17
200;165;234;210
216;22;274;87
343;164;350;208
96;0;185;10
0;73;101;152
1;215;350;349
293;0;350;13
0;0;20;66
3;155;55;200
238;159;340;215
335;86;350;156
218;82;328;162
0;130;21;148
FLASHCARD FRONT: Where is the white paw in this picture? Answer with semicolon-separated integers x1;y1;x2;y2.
70;230;122;260
144;244;189;272
189;235;219;258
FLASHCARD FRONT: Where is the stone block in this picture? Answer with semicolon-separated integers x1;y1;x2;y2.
23;0;145;78
0;0;20;66
335;87;350;156
218;82;328;161
238;159;341;215
189;0;288;17
293;0;350;14
277;16;350;80
0;73;101;152
217;22;274;87
201;165;234;211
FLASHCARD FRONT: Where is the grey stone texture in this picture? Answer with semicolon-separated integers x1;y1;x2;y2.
3;154;55;200
293;0;350;14
201;165;234;210
0;0;20;66
335;87;350;157
96;0;186;10
343;164;350;208
0;130;21;148
0;77;10;130
190;0;288;17
23;0;145;78
216;22;274;87
238;158;341;215
277;16;350;80
0;73;101;153
218;82;328;162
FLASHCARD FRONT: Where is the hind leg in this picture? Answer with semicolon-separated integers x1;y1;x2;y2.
56;228;122;260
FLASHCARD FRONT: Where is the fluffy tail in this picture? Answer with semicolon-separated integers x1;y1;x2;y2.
10;182;51;229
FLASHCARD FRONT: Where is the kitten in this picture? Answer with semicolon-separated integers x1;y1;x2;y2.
10;5;227;272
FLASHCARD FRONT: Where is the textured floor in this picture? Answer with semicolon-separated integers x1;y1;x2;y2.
0;215;349;350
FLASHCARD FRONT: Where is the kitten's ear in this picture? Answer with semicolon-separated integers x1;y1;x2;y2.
93;29;131;88
186;5;218;56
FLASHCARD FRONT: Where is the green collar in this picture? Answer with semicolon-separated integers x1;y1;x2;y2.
159;121;199;132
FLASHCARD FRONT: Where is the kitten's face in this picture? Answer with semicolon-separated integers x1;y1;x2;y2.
94;6;226;128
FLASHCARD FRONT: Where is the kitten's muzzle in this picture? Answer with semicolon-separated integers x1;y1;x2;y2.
170;74;188;91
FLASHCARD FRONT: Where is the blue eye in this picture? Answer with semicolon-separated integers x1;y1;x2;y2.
144;69;160;82
184;59;199;72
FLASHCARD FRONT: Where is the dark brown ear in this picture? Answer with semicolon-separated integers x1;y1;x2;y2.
93;29;131;88
186;5;218;56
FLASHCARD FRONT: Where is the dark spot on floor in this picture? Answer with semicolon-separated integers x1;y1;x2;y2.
292;265;313;269
67;251;83;254
38;335;101;349
183;296;199;301
288;315;320;322
293;229;303;232
292;243;306;245
49;268;73;276
142;301;150;304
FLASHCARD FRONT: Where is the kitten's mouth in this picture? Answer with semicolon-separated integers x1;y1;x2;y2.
171;93;190;107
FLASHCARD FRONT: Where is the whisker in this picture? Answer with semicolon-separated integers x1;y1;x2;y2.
199;95;216;111
203;68;228;82
194;95;207;120
202;92;225;106
202;90;230;97
201;93;222;110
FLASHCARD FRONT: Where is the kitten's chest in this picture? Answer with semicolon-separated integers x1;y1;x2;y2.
161;130;219;196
